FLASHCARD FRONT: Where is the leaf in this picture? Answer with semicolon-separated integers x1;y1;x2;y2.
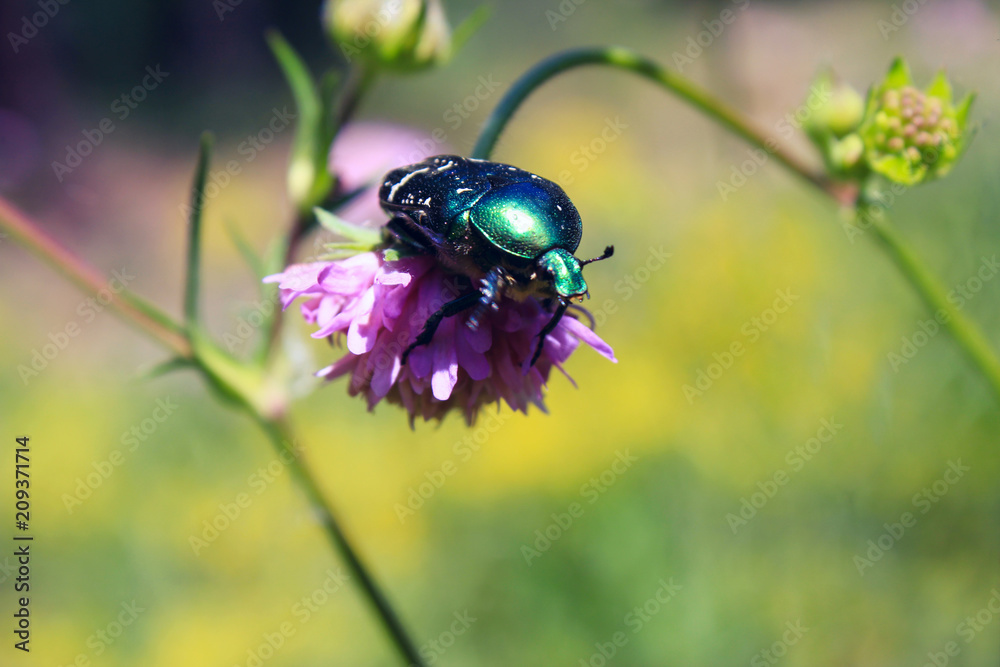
141;356;195;380
451;4;492;54
314;207;381;246
267;31;325;211
884;56;912;89
955;92;976;129
184;133;213;327
926;69;953;102
225;218;266;281
870;153;923;186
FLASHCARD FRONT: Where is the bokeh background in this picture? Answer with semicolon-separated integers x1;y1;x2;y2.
2;0;1000;665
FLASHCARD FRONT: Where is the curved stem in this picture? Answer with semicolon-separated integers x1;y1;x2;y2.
471;46;835;196
0;193;426;666
864;208;1000;399
252;414;427;667
0;196;191;357
474;46;1000;403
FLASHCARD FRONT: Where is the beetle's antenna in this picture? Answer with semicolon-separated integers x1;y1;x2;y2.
580;245;614;266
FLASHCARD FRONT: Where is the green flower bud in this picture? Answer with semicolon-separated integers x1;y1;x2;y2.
324;0;452;71
858;57;974;186
828;133;864;175
805;70;865;140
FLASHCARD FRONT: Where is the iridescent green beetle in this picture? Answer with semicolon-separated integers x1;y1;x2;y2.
378;154;613;366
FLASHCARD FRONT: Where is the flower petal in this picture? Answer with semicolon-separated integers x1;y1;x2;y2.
561;317;617;362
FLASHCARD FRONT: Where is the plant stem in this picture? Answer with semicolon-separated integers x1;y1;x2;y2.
0;192;427;666
471;46;835;196
473;46;1000;403
251;413;427;667
864;210;1000;399
266;66;376;358
0;196;191;357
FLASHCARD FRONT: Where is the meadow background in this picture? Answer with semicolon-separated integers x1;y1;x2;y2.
2;0;999;665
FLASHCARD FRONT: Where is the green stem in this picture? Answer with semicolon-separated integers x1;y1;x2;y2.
864;209;1000;399
184;134;213;328
0;192;427;667
473;46;1000;403
0;196;191;357
471;46;834;196
249;413;427;667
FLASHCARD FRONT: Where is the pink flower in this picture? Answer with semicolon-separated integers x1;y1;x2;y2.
265;252;616;424
329;122;445;225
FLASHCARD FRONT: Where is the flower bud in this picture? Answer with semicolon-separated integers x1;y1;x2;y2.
805;70;865;140
828;133;864;175
324;0;452;71
858;58;974;186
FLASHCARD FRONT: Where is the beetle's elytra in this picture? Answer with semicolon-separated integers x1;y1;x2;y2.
379;154;613;367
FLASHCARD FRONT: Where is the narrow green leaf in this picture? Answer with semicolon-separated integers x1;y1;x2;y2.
267;30;322;210
323;241;379;251
225;218;266;281
926;69;953;102
315;207;381;246
451;4;492;54
142;356;195;380
884;57;912;88
185;133;213;328
955;92;976;128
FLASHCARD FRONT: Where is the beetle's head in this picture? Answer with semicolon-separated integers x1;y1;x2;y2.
537;246;615;302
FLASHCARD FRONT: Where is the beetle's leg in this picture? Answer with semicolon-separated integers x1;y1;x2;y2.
467;267;508;329
530;300;569;367
401;291;480;365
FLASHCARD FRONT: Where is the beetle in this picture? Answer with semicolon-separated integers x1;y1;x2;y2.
378;154;613;367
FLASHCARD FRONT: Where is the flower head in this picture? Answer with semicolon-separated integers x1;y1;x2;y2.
266;251;615;425
324;0;452;71
858;58;974;185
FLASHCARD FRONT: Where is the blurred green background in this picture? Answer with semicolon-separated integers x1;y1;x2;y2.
2;0;1000;665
